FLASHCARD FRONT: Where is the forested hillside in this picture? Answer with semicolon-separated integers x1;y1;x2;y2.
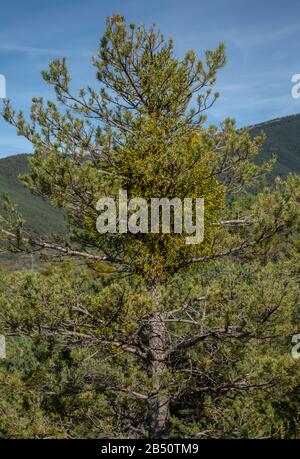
250;113;300;179
0;154;65;235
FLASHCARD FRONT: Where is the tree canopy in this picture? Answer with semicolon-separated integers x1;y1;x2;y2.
0;15;299;439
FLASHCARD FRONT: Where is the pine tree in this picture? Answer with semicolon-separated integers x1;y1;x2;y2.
1;15;300;438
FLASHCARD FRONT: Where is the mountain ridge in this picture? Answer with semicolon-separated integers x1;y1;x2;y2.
0;153;65;236
250;112;300;179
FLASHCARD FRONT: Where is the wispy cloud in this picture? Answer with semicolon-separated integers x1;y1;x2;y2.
0;43;92;58
229;22;300;49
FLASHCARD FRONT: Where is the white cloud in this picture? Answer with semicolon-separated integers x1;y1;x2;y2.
0;43;91;58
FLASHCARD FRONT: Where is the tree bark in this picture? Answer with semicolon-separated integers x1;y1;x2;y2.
148;310;170;439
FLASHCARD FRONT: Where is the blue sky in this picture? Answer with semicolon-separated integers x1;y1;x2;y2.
1;0;300;157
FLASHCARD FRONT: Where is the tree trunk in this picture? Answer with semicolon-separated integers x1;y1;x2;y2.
148;311;170;439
